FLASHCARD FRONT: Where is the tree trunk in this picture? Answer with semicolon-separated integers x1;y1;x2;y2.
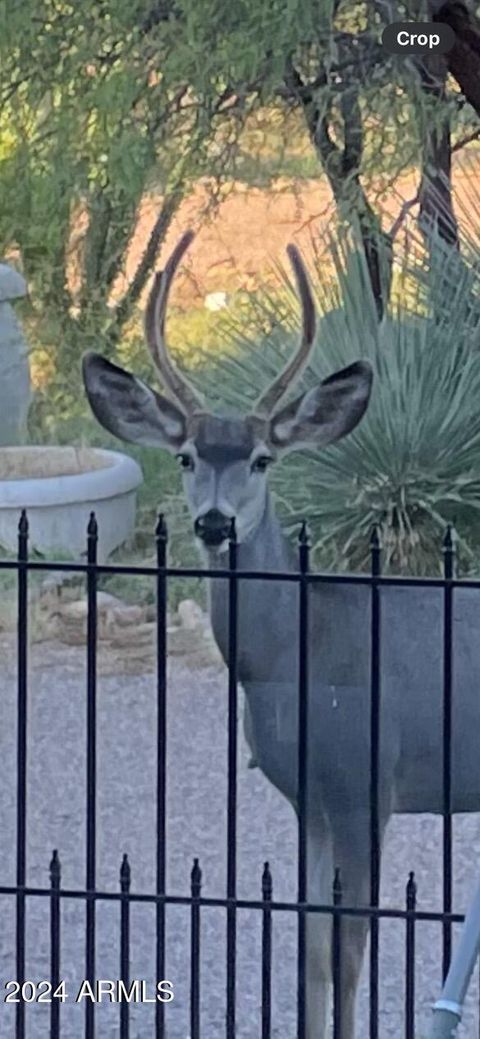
434;1;480;119
287;63;392;319
417;50;459;249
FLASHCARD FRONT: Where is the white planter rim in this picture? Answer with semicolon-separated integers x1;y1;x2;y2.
0;447;143;507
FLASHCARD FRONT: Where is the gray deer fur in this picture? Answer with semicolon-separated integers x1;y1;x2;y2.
82;232;479;1038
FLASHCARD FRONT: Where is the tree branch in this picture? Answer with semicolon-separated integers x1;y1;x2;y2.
81;191;113;309
389;191;420;241
105;187;183;345
284;60;392;317
452;127;480;151
280;31;388;104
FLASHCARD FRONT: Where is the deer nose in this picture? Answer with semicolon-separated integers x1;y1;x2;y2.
194;509;231;546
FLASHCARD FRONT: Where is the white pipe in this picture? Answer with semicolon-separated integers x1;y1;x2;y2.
429;880;480;1038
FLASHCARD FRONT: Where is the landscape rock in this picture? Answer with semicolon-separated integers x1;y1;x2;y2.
29;586;222;670
47;592;146;645
177;598;206;630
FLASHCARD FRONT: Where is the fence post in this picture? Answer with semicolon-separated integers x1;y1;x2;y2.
442;524;455;978
50;849;61;1039
190;857;202;1039
261;862;273;1039
332;867;343;1039
155;513;168;1039
297;520;310;1039
85;511;98;1039
405;871;417;1039
120;854;131;1039
16;508;29;1039
226;517;238;1039
369;525;382;1039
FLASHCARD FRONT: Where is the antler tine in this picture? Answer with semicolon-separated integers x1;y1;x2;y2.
145;229;205;415
253;243;316;418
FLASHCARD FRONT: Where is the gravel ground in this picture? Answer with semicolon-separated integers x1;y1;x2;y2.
1;640;480;1038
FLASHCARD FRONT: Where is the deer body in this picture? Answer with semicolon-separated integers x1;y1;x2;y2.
208;493;480;1037
209;494;480;818
82;231;480;1038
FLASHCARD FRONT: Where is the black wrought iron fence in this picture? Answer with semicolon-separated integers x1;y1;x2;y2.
0;509;476;1039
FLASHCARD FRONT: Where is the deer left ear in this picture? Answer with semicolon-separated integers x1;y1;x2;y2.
82;352;187;448
269;361;373;452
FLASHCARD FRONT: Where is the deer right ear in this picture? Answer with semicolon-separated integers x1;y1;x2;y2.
269;360;373;453
82;352;187;449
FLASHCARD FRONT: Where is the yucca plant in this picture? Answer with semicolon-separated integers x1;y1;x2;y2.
192;227;480;576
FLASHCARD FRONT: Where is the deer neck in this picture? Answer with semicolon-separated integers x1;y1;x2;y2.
239;492;294;571
206;492;296;674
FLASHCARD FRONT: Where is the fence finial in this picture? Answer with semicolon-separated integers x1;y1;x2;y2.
49;848;61;883
370;523;382;578
443;524;456;579
262;861;273;901
120;853;131;893
191;857;202;896
333;866;343;904
155;512;168;540
443;523;455;552
370;524;381;550
406;870;417;909
87;512;98;538
18;508;29;537
298;520;310;546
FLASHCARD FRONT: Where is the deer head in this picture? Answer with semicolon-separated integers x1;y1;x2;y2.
82;231;373;551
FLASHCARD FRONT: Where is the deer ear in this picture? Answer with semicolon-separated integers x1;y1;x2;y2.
269;361;373;452
82;352;187;449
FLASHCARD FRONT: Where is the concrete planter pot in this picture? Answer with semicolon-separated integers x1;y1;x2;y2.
0;264;30;445
0;447;143;562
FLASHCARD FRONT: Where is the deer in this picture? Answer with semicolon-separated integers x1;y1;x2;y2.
82;231;480;1039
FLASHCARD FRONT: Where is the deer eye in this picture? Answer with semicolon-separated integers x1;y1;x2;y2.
251;455;272;473
176;452;195;472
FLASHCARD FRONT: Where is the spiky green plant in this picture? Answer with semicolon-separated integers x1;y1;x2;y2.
192;229;480;576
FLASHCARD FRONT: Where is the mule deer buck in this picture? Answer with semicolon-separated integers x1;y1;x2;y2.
82;231;480;1038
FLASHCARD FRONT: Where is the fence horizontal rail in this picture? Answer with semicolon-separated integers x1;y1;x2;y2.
0;554;478;590
0;883;468;925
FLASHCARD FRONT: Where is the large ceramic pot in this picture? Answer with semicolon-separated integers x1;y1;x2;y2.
0;446;143;562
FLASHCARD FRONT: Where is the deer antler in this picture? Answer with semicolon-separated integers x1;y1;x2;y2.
145;230;205;415
252;244;316;418
146;233;315;420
